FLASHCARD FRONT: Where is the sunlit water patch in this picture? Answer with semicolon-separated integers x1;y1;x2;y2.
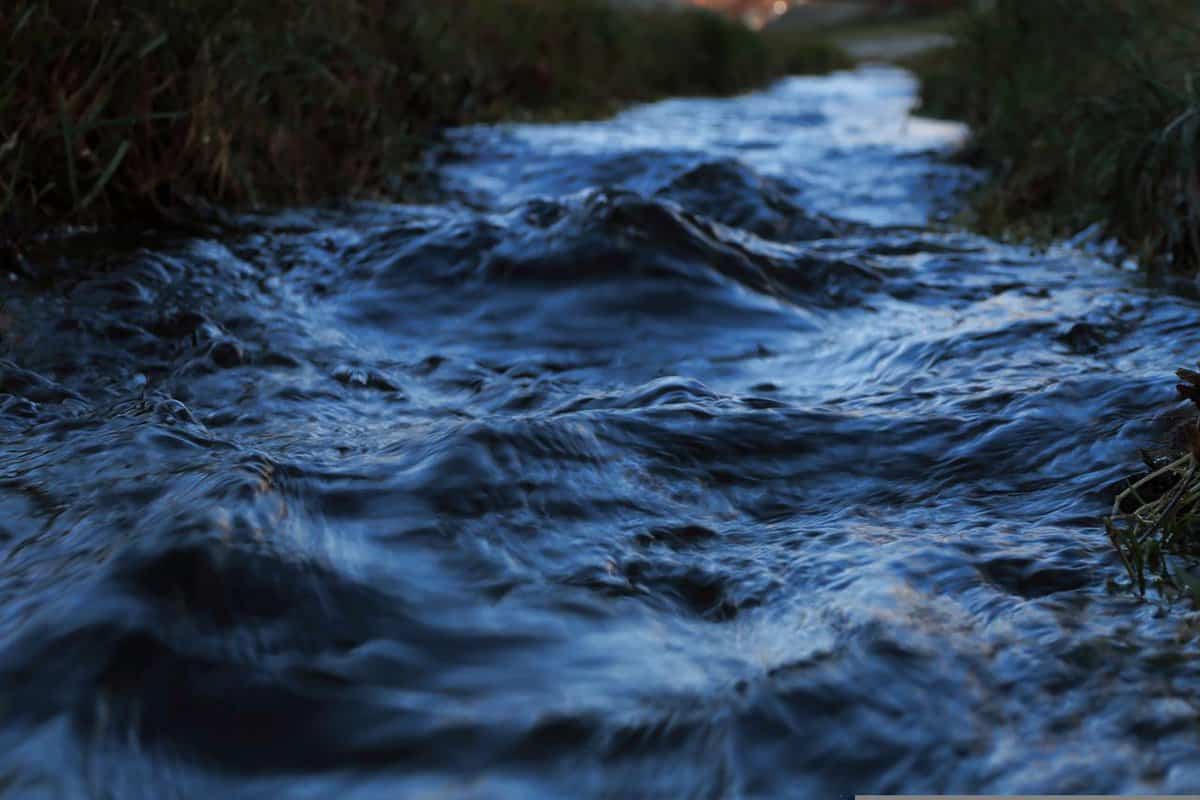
2;67;1200;798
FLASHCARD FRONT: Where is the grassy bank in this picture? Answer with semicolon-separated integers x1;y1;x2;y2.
914;1;1200;599
901;2;1200;597
0;0;848;227
908;0;1200;269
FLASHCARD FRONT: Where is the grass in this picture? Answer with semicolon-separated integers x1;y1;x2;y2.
906;0;1200;270
1107;453;1200;599
0;0;848;229
1107;387;1200;601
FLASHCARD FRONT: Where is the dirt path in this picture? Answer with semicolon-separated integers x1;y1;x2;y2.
769;3;957;64
837;31;954;61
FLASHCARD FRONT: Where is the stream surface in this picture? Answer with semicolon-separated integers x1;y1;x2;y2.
4;67;1200;798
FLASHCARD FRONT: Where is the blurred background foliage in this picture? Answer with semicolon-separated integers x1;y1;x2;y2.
908;0;1200;270
0;0;848;225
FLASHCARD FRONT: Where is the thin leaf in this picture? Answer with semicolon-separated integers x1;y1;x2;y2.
74;111;189;134
70;33;121;111
80;139;129;208
138;32;169;60
9;4;37;43
58;94;79;208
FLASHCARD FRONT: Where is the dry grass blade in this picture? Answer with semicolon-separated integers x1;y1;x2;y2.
80;139;128;208
56;95;79;209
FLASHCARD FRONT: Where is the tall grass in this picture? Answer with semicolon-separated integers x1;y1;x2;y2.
0;0;846;226
1;0;441;220
908;0;1200;269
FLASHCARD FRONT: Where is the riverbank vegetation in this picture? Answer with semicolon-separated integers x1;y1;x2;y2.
0;0;848;228
905;1;1200;597
909;0;1200;270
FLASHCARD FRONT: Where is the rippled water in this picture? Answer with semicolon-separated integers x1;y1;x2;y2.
4;67;1200;797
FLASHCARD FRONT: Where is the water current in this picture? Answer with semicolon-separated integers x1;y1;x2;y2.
3;67;1200;798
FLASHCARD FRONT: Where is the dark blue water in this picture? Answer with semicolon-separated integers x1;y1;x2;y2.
3;67;1200;797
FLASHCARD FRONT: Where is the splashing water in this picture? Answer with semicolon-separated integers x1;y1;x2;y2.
3;67;1200;797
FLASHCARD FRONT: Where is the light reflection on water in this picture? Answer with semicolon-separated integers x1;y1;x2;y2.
1;67;1199;797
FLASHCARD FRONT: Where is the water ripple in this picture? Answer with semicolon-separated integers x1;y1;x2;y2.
1;67;1199;797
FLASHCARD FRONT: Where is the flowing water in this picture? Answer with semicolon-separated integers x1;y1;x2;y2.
3;67;1200;798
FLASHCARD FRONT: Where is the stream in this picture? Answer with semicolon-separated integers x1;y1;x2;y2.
3;66;1200;797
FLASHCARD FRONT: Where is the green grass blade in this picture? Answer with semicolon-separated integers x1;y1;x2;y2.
58;94;79;209
137;32;169;60
80;139;129;208
74;111;189;135
9;4;37;44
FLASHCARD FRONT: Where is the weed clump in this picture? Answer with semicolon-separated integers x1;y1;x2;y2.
1107;368;1200;599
